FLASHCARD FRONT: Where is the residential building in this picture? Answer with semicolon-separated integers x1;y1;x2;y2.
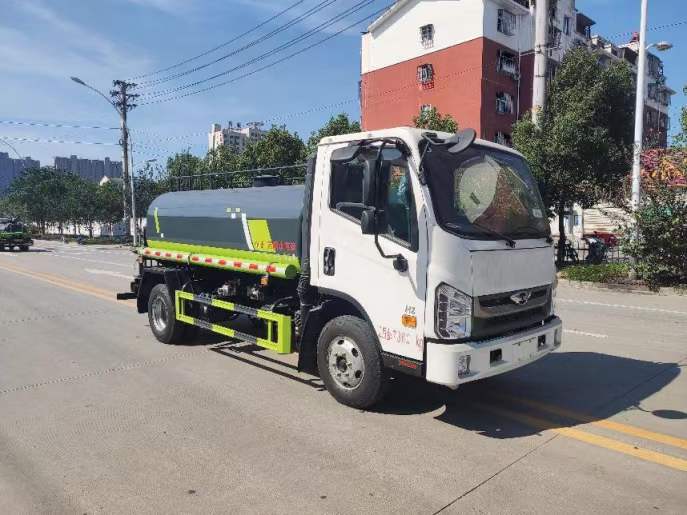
591;34;675;147
360;0;673;147
0;152;40;191
54;155;122;182
208;122;265;153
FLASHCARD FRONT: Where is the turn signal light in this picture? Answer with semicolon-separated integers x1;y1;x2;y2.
402;315;417;328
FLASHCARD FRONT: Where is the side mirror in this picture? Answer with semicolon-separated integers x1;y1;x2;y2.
446;128;477;154
360;207;376;235
362;159;377;207
360;207;387;235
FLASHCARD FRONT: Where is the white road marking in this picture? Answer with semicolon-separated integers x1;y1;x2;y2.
84;268;131;279
51;253;131;268
558;298;687;316
564;329;608;339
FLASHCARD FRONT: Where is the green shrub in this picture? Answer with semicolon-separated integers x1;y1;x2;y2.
560;263;630;283
621;183;687;288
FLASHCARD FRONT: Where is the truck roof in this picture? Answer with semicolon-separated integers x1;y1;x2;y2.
318;126;524;158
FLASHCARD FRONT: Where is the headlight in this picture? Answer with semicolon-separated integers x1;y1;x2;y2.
550;275;558;316
435;283;472;339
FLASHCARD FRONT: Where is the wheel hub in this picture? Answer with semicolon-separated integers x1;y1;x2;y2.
151;297;168;333
327;336;365;390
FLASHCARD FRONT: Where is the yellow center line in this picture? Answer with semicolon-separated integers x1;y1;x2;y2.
493;394;687;451
474;402;687;472
0;262;134;307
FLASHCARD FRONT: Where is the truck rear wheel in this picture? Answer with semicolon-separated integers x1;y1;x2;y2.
317;315;388;409
147;284;196;345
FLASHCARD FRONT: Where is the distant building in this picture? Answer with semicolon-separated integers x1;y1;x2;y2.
591;34;675;147
0;152;40;191
54;155;122;182
208;122;265;153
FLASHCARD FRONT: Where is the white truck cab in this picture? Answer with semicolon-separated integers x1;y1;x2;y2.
312;126;561;391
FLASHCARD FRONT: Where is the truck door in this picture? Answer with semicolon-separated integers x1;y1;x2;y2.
313;144;427;361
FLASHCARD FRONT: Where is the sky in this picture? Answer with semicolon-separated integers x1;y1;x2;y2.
1;0;685;169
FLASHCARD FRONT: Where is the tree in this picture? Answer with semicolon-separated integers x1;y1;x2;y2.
413;107;458;133
7;168;67;233
673;84;687;148
97;180;124;228
307;113;361;154
512;48;635;264
134;163;166;220
239;126;306;185
166;150;204;190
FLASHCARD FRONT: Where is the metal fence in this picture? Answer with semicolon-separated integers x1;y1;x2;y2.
169;164;307;192
555;238;629;266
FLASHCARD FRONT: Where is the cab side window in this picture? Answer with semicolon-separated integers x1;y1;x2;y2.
380;158;417;249
330;158;365;221
329;146;418;251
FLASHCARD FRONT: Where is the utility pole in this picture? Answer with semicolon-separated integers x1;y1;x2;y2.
532;0;549;126
631;0;649;212
110;80;139;240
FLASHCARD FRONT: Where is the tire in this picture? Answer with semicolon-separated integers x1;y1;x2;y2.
147;283;196;345
317;315;388;409
19;245;29;252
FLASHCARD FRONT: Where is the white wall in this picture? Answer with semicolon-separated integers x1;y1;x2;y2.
482;0;533;52
362;0;486;74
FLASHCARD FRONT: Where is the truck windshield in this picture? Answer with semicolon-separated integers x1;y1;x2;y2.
423;144;550;240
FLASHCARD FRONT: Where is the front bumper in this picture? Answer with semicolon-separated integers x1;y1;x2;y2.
425;317;562;388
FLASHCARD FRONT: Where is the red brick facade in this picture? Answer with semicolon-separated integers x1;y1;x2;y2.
360;37;534;144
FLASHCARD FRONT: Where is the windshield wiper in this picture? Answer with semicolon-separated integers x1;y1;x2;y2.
446;222;516;248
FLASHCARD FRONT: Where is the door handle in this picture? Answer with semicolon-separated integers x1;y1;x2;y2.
323;247;336;276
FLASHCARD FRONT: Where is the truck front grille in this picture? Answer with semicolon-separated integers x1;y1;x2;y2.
472;285;550;339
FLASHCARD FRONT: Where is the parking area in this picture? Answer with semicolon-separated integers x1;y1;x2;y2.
0;241;685;514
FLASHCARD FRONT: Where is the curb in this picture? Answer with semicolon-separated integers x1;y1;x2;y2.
558;278;686;296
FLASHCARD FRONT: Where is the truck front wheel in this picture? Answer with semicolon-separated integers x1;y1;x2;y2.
147;284;195;345
317;315;388;409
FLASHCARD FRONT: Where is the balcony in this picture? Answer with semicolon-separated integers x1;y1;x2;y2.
492;0;530;16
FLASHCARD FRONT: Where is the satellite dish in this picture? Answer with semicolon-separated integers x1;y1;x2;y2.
447;128;477;154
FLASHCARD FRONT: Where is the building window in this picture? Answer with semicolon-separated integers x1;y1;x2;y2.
420;24;434;48
496;92;514;114
417;63;434;88
548;25;562;49
563;16;571;36
497;9;516;36
420;104;433;114
495;132;513;147
497;50;518;77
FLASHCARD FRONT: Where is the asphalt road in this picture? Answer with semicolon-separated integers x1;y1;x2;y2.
1;241;686;514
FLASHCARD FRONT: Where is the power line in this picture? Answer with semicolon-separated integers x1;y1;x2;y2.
140;4;389;106
0;119;118;130
140;0;376;99
129;0;307;80
0;136;119;146
138;0;339;88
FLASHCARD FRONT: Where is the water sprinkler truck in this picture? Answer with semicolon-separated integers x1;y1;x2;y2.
119;127;562;408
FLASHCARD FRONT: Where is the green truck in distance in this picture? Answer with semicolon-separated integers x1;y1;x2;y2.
0;218;33;251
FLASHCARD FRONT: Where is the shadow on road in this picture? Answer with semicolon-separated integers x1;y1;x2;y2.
373;351;683;438
177;324;683;438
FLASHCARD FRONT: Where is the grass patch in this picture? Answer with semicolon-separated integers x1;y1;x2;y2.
560;263;629;283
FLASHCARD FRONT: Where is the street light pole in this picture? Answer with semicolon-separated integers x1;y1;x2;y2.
70;77;138;242
630;0;649;213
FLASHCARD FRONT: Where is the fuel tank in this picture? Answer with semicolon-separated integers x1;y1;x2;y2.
145;185;305;267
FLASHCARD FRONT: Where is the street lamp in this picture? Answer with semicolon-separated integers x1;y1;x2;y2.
70;75;136;243
630;1;673;214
